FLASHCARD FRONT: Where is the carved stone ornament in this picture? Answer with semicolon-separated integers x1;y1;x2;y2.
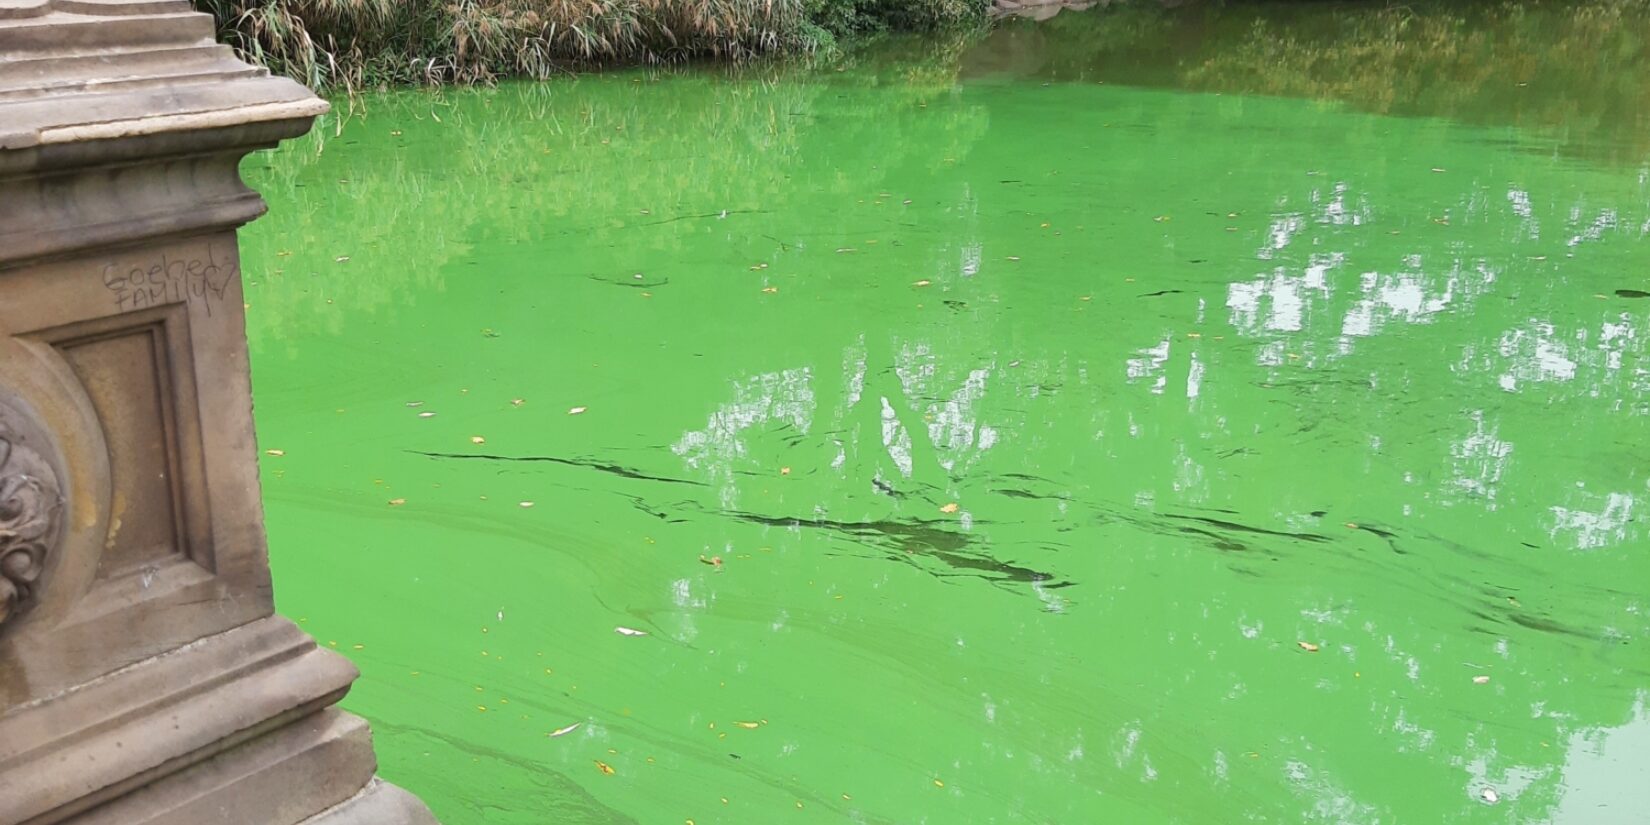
0;416;61;627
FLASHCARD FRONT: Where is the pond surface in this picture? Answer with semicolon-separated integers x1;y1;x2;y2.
243;4;1650;823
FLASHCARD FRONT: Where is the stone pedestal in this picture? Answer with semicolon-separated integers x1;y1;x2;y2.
0;3;440;823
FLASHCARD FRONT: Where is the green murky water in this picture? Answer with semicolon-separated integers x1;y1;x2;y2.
243;4;1650;823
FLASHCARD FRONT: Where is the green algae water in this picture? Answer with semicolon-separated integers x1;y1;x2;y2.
242;5;1650;823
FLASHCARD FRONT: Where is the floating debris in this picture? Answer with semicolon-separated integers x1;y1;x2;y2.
388;498;407;506
939;502;959;514
1473;675;1491;685
615;626;648;637
265;449;285;457
595;760;615;775
1298;641;1320;652
568;406;587;415
549;723;582;738
471;436;486;445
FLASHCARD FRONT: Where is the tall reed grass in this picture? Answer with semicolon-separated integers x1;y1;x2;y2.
195;0;992;90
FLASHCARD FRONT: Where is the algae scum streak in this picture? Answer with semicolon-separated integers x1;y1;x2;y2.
242;5;1650;823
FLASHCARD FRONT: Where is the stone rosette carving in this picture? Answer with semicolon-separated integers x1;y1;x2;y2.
0;422;61;627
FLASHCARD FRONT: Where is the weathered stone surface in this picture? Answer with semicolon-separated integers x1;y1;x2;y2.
302;779;444;825
0;3;440;823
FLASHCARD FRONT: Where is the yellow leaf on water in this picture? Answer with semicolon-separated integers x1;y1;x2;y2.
471;436;486;445
735;721;759;729
780;467;791;475
939;502;959;514
913;279;932;287
934;779;945;788
1298;641;1320;652
761;286;778;294
265;449;285;457
388;499;407;506
595;760;615;775
568;406;587;415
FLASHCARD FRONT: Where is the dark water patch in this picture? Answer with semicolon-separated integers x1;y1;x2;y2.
410;450;704;486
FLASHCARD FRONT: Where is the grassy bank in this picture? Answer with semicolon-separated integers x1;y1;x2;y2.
195;0;991;90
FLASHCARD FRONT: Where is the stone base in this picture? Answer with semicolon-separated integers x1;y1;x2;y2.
302;779;441;825
58;708;436;825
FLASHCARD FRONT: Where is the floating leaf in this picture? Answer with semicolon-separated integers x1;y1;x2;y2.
939;502;959;514
568;406;587;415
761;286;778;294
388;498;407;506
615;626;648;637
913;279;932;287
519;501;535;508
735;721;760;729
418;411;436;418
1298;641;1320;652
780;466;791;475
549;723;582;738
595;760;615;775
1473;675;1491;685
471;436;486;445
335;255;350;263
265;449;285;457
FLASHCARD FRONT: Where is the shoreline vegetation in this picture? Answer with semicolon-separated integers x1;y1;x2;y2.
194;0;1004;90
200;0;1650;109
